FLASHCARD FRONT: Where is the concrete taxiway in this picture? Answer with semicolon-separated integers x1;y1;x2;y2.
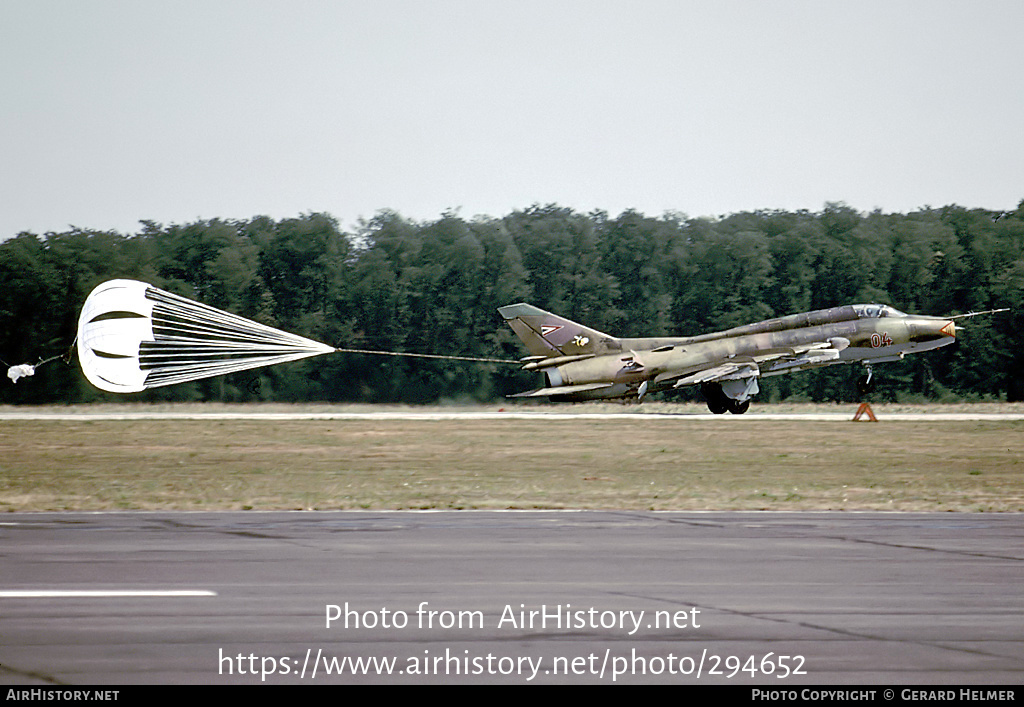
1;511;1022;684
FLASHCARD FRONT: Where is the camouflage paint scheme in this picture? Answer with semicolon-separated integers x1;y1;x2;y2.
499;303;966;413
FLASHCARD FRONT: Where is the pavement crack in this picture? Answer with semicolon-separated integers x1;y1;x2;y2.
0;661;65;685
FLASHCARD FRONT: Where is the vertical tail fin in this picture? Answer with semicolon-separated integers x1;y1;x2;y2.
498;303;617;358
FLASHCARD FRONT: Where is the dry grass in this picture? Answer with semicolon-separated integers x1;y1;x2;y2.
1;414;1022;512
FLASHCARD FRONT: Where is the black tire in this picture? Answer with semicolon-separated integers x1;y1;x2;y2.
857;375;875;395
727;399;750;415
701;383;729;414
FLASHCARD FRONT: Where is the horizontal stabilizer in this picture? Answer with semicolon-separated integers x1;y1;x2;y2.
509;382;614;398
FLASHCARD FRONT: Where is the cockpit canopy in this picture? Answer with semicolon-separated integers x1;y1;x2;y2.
853;304;906;319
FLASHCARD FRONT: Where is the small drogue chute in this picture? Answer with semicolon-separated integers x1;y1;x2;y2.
77;279;335;393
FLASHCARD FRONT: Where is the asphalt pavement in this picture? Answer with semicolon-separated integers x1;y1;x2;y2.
1;510;1021;684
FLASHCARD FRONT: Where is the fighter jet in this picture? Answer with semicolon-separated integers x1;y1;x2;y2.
499;302;1006;413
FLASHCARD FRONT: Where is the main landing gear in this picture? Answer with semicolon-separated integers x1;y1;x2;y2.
700;382;749;415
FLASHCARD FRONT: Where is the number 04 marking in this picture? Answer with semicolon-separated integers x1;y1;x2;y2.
870;332;893;348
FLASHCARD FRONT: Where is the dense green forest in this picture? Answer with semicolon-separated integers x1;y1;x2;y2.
2;202;1022;405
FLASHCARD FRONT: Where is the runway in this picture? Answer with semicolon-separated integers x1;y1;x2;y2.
3;409;1024;421
1;510;1022;684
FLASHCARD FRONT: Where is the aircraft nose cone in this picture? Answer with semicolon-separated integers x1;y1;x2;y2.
909;318;958;344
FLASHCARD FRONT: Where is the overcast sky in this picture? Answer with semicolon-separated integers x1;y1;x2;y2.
2;0;1022;238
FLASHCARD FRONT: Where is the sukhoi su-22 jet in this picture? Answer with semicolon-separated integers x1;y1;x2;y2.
499;302;1005;413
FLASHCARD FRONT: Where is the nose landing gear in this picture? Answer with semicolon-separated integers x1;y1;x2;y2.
856;365;875;396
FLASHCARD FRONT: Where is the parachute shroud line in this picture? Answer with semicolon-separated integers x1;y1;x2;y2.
77;280;335;393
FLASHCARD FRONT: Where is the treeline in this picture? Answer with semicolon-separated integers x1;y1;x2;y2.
2;202;1022;404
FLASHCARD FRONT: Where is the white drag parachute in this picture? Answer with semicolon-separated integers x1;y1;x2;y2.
77;279;335;393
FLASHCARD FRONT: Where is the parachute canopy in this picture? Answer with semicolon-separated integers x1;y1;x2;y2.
77;279;335;393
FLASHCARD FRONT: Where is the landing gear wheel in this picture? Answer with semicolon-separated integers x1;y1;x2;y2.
701;382;730;414
708;399;729;414
727;399;750;415
857;375;875;395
